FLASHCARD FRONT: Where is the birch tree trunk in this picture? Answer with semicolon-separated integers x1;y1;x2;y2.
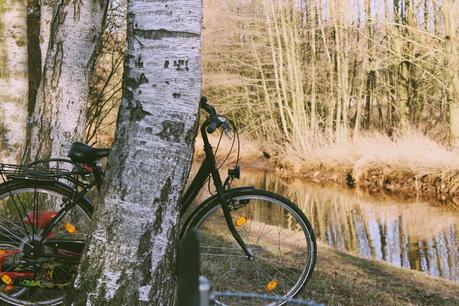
27;0;108;160
0;0;28;163
69;0;202;303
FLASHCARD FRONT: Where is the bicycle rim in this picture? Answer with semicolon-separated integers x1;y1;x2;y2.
191;191;315;306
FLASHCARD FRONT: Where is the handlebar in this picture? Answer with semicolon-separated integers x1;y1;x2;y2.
200;96;231;134
200;96;216;117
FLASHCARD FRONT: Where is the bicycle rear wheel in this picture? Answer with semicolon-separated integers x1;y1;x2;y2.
0;181;92;305
186;189;316;306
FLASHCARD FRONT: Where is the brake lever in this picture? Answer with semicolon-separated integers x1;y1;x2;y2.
222;121;232;135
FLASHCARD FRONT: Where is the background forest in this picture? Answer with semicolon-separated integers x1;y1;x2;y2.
204;0;459;147
93;0;459;200
0;0;459;189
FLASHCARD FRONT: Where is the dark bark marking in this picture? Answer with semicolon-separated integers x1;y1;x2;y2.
0;124;11;155
51;41;64;89
72;0;83;21
145;127;153;134
26;0;41;122
139;73;149;85
48;0;67;53
152;178;171;232
172;92;181;98
134;28;199;40
107;271;129;305
135;54;143;68
173;59;189;71
157;120;184;142
185;121;198;145
164;60;169;68
136;229;153;285
128;101;151;122
125;73;148;92
160;177;172;202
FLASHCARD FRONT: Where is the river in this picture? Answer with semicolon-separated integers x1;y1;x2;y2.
230;168;459;283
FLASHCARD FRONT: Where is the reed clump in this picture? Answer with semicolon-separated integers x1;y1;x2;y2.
274;130;459;202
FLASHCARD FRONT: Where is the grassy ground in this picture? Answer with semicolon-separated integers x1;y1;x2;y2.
300;242;459;306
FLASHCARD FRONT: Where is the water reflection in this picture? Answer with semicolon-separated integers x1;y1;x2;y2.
235;169;459;283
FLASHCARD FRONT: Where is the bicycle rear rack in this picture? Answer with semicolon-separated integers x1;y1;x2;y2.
0;159;89;189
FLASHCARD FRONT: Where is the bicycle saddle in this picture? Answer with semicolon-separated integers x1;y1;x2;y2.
68;142;110;163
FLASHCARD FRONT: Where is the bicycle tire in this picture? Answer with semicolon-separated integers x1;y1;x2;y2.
184;188;316;306
0;180;93;306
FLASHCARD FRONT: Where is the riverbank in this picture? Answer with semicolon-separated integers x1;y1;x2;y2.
194;131;459;204
302;242;459;305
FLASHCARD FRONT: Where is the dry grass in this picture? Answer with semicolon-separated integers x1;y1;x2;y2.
301;242;459;306
280;130;459;173
206;129;459;202
203;233;459;305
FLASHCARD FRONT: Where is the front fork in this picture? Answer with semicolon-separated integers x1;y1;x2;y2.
210;165;253;260
220;195;254;260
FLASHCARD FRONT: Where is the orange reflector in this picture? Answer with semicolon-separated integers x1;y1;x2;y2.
64;223;76;234
1;275;12;285
235;216;247;227
0;250;7;256
4;285;13;292
266;280;278;292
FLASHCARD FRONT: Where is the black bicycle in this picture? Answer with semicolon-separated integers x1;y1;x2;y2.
0;97;316;305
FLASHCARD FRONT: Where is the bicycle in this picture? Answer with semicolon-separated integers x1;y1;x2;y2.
0;97;316;305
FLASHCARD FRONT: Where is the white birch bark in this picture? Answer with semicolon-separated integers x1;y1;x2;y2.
0;0;28;164
70;0;202;304
28;0;108;160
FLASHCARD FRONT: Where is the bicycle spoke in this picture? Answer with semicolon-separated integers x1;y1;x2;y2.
0;224;27;245
32;187;38;238
0;214;27;235
0;185;92;305
192;191;316;305
6;196;31;243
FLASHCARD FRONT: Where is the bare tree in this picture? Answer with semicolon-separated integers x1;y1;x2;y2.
441;0;459;145
27;0;109;160
0;0;28;163
85;0;127;147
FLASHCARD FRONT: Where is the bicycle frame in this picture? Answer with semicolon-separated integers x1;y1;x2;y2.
181;116;252;258
36;112;253;257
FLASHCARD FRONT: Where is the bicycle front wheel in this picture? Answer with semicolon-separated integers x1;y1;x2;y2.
186;189;316;306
